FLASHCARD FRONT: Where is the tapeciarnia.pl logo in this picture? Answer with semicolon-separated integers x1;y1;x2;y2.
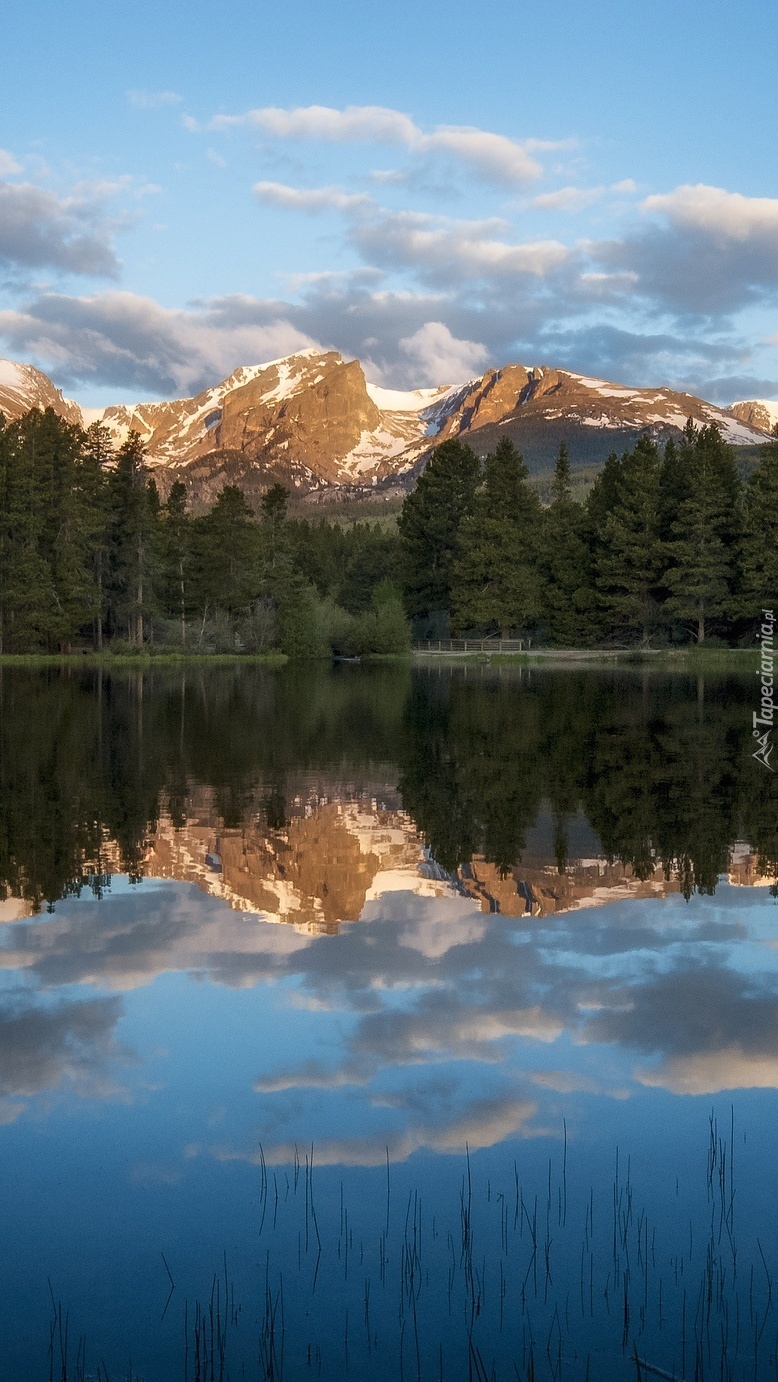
753;608;775;771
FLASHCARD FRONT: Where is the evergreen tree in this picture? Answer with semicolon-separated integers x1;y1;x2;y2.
451;438;542;635
23;409;93;649
540;443;597;645
80;423;112;649
742;439;778;611
192;484;260;623
0;414;56;652
594;436;663;643
106;432;160;644
398;439;480;626
662;423;741;642
160;481;193;645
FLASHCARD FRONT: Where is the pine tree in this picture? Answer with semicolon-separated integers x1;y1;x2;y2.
398;438;480;626
0;414;56;651
540;443;597;645
80;423;112;649
160;481;192;645
451;438;542;636
594;436;663;643
662;423;741;643
742;439;778;611
106;432;160;644
192;484;260;624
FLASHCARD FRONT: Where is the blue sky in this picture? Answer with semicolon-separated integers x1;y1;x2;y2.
1;0;778;405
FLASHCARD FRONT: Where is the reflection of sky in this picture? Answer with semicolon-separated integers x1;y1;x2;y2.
1;878;777;1153
2;878;778;1376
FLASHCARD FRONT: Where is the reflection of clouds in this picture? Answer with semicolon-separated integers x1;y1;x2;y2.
2;877;778;1150
0;885;310;992
0;991;130;1121
584;965;778;1095
362;889;489;959
212;1093;541;1167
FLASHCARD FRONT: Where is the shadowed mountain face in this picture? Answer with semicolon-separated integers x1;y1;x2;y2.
0;352;771;504
0;664;775;929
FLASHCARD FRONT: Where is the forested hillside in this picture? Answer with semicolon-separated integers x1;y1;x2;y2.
0;406;775;654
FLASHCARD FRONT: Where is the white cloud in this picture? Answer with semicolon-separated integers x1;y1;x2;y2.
198;103;543;186
212;102;419;144
353;210;570;281
422;126;541;185
0;291;321;396
398;321;489;385
534;180;639;212
534;186;606;212
643;183;778;241
0;150;22;176
254;181;373;214
127;89;183;109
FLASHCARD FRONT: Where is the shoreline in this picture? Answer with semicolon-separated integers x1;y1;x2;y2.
0;646;760;670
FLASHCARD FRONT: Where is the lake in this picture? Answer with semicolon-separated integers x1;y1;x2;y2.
0;662;776;1380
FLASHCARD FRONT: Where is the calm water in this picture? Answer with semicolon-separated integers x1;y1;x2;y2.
0;663;777;1380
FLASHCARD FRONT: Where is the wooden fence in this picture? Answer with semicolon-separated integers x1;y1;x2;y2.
416;639;529;653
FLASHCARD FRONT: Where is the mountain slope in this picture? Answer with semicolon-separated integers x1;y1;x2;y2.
729;399;778;434
0;359;82;426
0;352;772;505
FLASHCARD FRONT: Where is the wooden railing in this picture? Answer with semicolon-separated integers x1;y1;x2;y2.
416;638;529;653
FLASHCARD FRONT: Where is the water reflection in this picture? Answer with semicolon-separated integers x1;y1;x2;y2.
1;874;777;1137
1;663;776;921
1;666;777;1377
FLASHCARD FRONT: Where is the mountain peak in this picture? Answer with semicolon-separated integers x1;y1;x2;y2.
0;353;771;509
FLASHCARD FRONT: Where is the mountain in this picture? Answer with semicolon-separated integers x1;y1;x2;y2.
0;358;82;426
729;398;778;434
96;349;459;506
0;351;773;504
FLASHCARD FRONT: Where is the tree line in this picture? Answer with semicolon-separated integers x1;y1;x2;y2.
0;408;408;655
1;404;776;654
399;425;778;644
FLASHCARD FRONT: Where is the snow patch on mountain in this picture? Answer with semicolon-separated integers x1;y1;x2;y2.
365;382;458;413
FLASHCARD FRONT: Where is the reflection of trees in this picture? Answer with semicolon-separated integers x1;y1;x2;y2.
0;661;775;911
0;664;410;910
400;670;778;896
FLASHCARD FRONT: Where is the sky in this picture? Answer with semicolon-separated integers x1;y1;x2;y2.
1;0;778;406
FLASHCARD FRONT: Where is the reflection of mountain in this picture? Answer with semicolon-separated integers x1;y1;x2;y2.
142;789;438;932
2;665;777;921
69;790;774;932
463;843;776;919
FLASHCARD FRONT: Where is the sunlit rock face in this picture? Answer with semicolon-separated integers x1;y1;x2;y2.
728;399;778;434
1;351;769;508
95;351;459;505
462;856;684;917
0;358;82;425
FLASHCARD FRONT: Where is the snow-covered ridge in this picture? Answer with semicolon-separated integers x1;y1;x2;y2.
365;382;458;413
0;351;772;500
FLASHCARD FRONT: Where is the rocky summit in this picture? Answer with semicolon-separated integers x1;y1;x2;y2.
0;349;773;505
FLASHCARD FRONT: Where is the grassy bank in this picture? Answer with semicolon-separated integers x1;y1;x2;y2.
0;650;291;668
412;645;761;671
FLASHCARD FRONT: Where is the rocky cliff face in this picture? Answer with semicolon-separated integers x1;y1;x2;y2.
97;355;771;504
729;399;778;435
0;358;82;426
1;350;773;503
